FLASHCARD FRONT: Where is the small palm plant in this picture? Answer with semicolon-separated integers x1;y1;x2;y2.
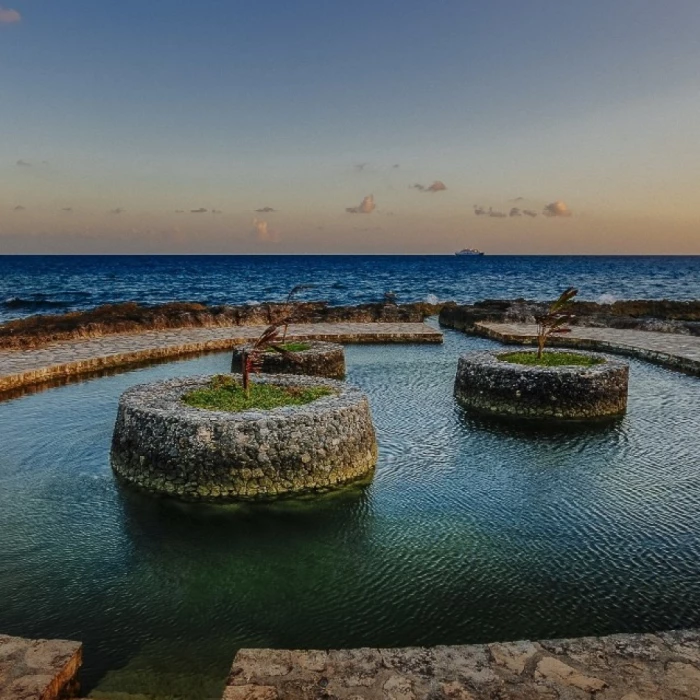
281;283;315;343
241;319;291;396
534;287;578;359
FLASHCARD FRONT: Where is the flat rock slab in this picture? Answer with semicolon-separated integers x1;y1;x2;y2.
0;323;442;394
475;322;700;376
0;634;82;700
226;629;700;699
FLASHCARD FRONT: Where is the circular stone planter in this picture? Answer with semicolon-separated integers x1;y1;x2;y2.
110;374;377;501
230;340;345;379
454;350;629;421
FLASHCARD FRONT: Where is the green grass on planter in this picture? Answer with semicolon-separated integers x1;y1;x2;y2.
272;341;311;352
182;375;333;412
498;351;604;367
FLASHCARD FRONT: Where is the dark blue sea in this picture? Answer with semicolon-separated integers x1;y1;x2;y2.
1;255;699;322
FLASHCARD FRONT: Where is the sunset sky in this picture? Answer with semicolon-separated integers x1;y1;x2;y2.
1;1;699;254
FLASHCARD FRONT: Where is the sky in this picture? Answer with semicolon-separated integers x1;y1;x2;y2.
1;0;699;255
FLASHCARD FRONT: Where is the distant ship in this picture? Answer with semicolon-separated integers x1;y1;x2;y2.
455;248;484;256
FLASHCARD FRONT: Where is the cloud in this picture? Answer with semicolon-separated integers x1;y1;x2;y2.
211;209;222;214
509;207;521;217
13;205;25;211
175;210;185;214
346;194;376;214
393;164;400;169
523;209;538;218
16;159;31;167
252;218;280;243
109;208;125;214
413;180;447;193
474;205;506;217
62;207;73;212
190;208;207;213
543;200;572;217
255;206;276;213
0;6;21;23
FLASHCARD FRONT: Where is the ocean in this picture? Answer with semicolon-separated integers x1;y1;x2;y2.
0;255;698;323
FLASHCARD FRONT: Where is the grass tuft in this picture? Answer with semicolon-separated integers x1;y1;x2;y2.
182;375;333;412
272;341;311;352
498;351;604;367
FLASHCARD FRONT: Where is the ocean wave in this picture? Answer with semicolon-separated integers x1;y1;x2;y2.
2;297;75;311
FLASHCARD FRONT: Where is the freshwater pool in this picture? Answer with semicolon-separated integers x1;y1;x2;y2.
1;329;699;698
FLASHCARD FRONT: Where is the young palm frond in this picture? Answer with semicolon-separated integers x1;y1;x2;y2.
534;287;578;359
282;283;315;342
241;318;293;395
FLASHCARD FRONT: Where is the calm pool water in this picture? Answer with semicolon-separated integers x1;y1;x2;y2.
1;329;700;698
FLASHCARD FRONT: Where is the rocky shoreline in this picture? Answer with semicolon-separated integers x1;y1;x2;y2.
2;298;699;351
0;301;441;351
439;298;700;336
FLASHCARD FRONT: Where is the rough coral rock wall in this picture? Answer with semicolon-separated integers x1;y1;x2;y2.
111;374;378;501
231;341;346;379
454;350;629;420
225;629;700;700
0;634;82;700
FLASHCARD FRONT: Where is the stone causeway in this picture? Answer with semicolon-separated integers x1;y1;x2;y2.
0;322;442;394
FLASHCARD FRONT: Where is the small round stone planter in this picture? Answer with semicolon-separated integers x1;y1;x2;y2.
231;340;345;379
110;374;377;501
454;350;628;421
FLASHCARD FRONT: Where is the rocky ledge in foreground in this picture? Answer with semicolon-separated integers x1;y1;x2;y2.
0;634;82;700
227;628;700;700
0;301;441;351
440;298;700;336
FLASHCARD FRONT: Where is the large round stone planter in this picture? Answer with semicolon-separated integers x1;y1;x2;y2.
110;374;377;501
231;340;345;379
454;350;628;421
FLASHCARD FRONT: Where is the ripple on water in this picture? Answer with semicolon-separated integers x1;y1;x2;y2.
0;331;700;696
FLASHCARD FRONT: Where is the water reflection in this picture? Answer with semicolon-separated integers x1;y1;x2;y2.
0;330;699;697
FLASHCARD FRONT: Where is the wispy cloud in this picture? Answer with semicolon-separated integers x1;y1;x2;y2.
412;180;447;193
255;206;276;213
252;218;280;243
543;200;572;217
16;159;32;167
0;6;21;24
346;194;376;214
473;205;506;218
190;207;207;214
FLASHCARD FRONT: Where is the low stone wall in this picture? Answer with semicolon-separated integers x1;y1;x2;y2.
231;341;346;379
110;374;378;501
226;629;700;700
0;634;82;700
454;350;629;421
